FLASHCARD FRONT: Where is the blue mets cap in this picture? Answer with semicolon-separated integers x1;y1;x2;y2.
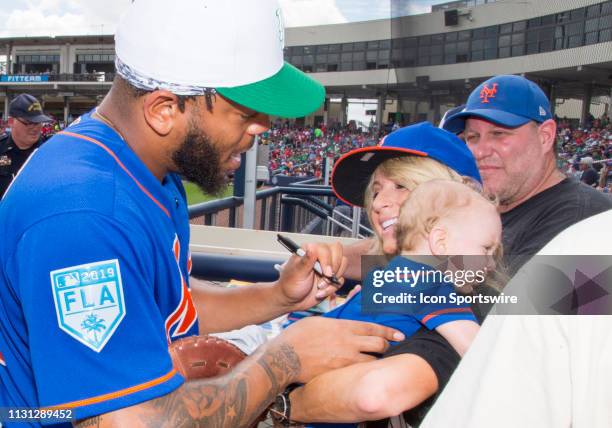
443;75;552;133
331;122;481;207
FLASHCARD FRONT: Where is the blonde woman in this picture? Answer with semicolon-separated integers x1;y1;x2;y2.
279;123;484;427
336;122;481;279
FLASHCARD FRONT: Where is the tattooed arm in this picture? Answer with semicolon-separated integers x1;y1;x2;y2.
75;317;404;428
75;341;299;428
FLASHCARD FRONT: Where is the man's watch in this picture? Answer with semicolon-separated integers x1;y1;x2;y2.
270;384;300;426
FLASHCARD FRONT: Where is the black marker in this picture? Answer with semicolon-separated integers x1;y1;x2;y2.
276;234;342;286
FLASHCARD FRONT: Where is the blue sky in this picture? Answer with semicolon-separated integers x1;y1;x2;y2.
0;0;446;37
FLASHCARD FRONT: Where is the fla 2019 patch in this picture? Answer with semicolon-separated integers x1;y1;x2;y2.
50;259;126;352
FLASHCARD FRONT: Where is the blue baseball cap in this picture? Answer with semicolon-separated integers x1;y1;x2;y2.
9;94;52;123
443;75;552;133
439;104;466;134
331;122;481;207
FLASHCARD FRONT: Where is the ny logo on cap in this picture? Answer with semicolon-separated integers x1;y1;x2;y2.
479;83;498;104
27;102;42;112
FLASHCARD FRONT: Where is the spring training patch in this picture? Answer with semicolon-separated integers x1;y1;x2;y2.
51;259;126;353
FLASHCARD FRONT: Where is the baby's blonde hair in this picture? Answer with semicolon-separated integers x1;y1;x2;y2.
363;156;465;255
394;179;492;253
395;180;506;291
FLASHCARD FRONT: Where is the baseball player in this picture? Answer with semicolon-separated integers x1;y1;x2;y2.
0;1;402;427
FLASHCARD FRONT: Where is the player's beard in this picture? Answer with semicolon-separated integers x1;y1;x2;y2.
172;120;227;195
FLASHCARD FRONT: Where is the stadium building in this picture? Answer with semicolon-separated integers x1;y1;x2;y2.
0;0;611;127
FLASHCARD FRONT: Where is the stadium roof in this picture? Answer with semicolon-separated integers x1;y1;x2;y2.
0;35;114;49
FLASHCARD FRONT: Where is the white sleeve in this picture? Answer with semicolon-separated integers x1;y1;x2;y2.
421;315;573;428
423;210;612;428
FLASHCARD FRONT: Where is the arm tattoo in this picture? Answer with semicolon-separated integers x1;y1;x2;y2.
135;342;301;428
251;342;300;419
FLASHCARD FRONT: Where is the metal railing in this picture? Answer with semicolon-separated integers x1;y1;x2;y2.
189;184;333;233
188;179;372;238
329;206;373;238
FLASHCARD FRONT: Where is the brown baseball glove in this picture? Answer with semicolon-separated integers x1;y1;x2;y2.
169;335;269;427
168;335;247;379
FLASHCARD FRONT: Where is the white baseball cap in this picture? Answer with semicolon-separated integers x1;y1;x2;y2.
115;0;324;118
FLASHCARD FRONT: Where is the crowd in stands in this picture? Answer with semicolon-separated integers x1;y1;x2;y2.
263;113;612;193
261;120;385;178
557;113;612;192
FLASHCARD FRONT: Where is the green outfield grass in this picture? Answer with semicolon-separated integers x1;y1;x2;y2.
183;181;234;205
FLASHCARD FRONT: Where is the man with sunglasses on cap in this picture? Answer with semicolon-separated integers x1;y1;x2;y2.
0;93;51;198
443;75;611;273
0;1;404;427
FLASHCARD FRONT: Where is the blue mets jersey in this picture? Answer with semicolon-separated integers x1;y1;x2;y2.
325;256;477;338
0;111;198;425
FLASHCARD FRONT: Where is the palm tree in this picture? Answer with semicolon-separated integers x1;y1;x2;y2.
81;314;107;343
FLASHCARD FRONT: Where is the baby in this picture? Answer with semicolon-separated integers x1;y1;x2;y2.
324;179;502;356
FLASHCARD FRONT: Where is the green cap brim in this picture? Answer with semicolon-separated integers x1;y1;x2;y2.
216;62;325;119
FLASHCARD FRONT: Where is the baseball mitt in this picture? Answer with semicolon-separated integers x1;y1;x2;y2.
169;335;247;380
169;335;270;427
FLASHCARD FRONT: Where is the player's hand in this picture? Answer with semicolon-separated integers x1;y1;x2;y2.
275;241;347;311
272;316;405;384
